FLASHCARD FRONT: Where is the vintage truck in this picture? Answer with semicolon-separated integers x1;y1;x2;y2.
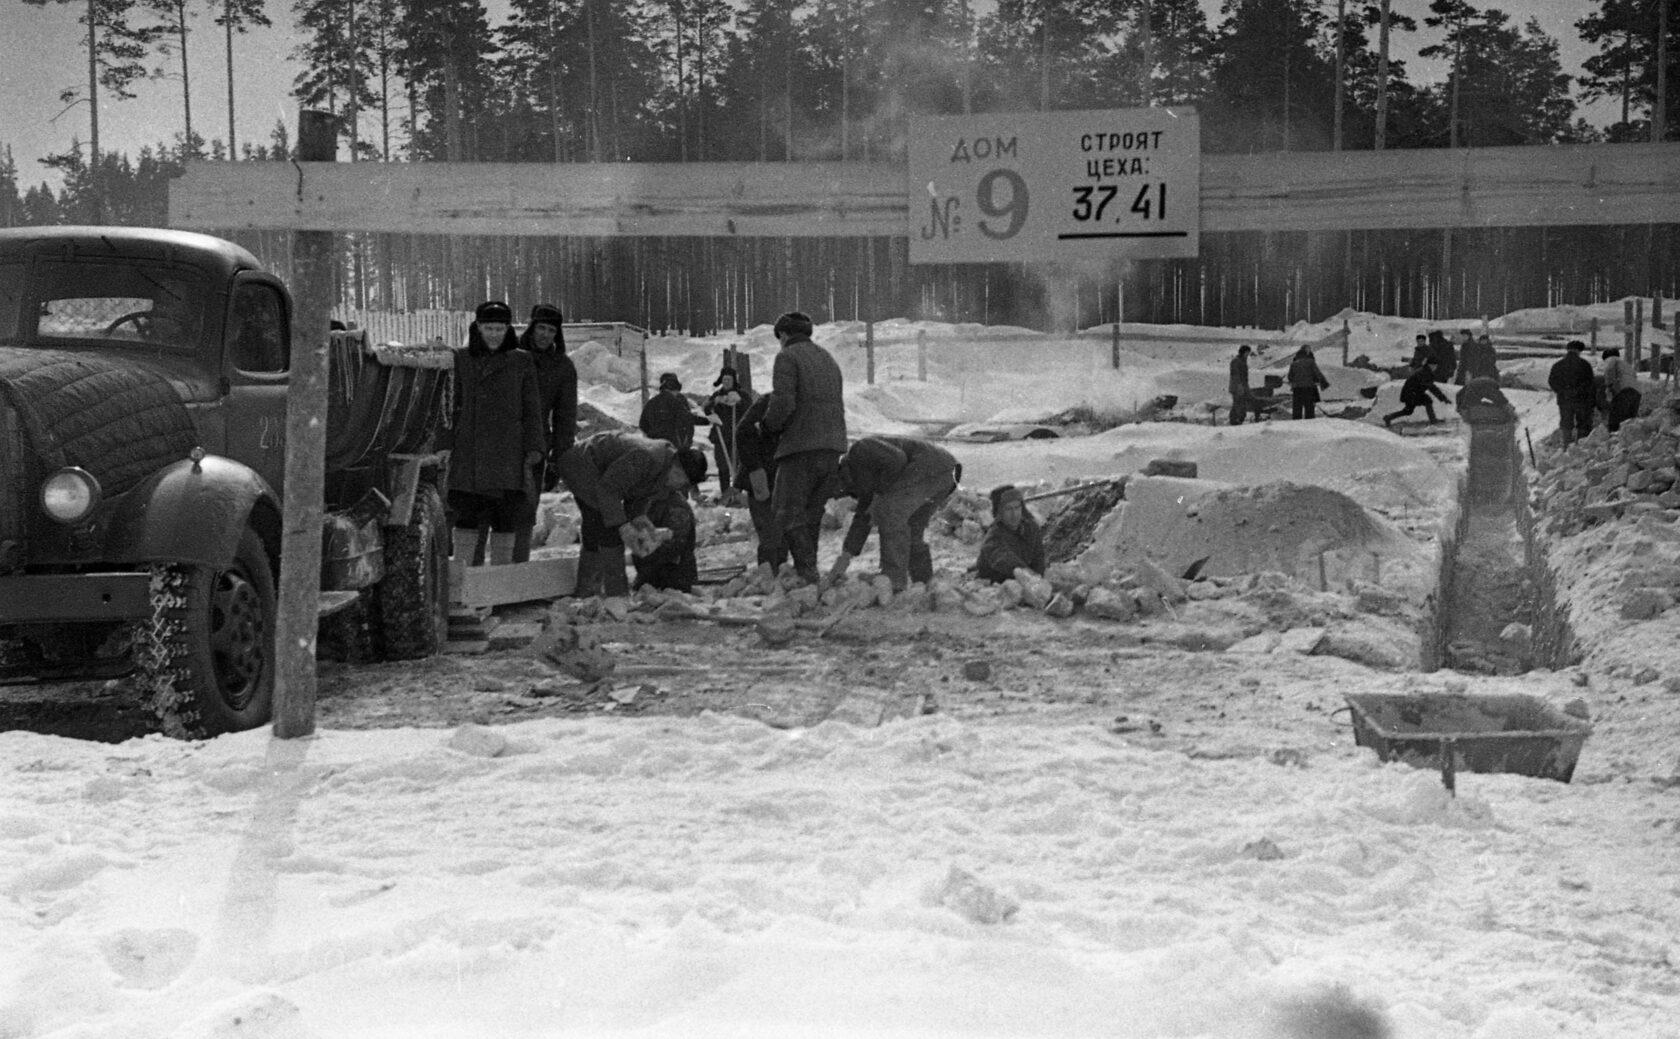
0;226;454;736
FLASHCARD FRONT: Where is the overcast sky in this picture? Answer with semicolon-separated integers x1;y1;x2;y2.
0;0;1615;194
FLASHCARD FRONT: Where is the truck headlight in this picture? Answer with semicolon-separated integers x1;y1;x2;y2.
40;467;102;523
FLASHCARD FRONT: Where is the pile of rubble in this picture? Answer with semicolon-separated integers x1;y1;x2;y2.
1532;400;1680;537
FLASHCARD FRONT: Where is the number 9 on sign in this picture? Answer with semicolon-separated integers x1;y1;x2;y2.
977;169;1028;240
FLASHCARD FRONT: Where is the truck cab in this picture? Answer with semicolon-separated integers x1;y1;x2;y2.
0;227;453;736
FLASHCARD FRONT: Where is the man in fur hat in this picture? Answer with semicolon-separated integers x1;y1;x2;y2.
976;485;1046;583
639;371;709;451
763;312;847;584
513;303;578;563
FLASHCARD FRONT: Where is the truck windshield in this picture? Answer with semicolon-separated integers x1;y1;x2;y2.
0;260;207;351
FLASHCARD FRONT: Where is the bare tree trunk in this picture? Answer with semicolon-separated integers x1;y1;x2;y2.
1449;30;1462;149
587;0;602;161
1374;0;1390;149
548;5;562;162
673;4;687;161
960;0;972;113
1332;0;1344;150
224;0;236;154
346;0;359;158
1657;0;1670;143
1137;0;1153;107
1039;3;1050;111
172;0;193;147
87;0;102;221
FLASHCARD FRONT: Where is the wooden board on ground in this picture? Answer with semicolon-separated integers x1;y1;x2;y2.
450;556;576;608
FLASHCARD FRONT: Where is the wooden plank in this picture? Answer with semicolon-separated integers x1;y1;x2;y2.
449;556;576;608
1201;143;1680;232
171;160;906;237
170;143;1680;238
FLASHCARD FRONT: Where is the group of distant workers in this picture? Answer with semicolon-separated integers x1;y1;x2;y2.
1227;325;1644;442
438;304;1046;600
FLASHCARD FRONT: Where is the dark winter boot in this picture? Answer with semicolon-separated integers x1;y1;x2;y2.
570;549;604;598
786;525;819;585
600;548;631;598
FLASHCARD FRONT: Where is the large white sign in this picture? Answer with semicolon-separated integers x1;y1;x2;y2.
908;107;1200;264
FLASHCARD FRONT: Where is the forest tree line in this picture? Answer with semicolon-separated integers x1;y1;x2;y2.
5;0;1677;332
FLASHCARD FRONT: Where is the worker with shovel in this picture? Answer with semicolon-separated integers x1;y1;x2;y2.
705;366;753;503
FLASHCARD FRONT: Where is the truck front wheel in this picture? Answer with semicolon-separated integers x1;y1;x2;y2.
134;528;276;737
371;483;450;660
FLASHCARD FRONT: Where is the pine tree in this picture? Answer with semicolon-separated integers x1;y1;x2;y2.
1208;0;1337;152
1578;0;1679;142
1422;2;1576;146
212;0;271;157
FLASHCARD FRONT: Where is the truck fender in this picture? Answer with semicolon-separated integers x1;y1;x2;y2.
105;455;280;571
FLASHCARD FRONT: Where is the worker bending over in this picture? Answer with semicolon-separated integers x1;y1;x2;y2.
828;435;961;592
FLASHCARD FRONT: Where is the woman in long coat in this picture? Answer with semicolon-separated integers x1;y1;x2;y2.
440;300;544;566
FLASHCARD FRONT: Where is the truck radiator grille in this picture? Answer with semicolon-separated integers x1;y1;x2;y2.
0;399;21;571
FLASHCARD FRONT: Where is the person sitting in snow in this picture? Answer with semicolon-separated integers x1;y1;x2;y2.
826;435;961;593
976;485;1046;583
1382;362;1449;428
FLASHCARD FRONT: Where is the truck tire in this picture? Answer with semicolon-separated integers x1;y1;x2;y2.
132;528;276;738
371;483;449;660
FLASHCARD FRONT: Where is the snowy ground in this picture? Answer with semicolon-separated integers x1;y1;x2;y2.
3;302;1679;1038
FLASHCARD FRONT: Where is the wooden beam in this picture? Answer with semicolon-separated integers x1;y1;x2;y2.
272;110;335;740
170;143;1680;238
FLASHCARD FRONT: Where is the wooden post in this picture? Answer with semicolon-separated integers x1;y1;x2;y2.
916;329;927;381
273;109;336;740
1341;318;1350;366
1590;316;1599;352
1111;315;1120;370
1625;300;1635;359
1634;298;1646;373
866;319;875;385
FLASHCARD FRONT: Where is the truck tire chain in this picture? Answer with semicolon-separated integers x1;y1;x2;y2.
131;564;204;738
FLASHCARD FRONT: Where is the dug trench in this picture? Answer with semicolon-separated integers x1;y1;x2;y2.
1433;411;1576;677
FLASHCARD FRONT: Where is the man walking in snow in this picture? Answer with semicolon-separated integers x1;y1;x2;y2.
763;312;847;584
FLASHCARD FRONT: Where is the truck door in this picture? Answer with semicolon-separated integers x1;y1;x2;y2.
221;275;291;497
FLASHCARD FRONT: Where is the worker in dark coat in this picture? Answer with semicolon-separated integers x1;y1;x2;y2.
828;435;961;592
1427;330;1457;383
440;300;544;566
976;485;1047;583
1228;345;1254;426
704;366;754;499
512;303;578;563
1458;333;1499;383
555;430;707;597
733;392;786;573
763;312;848;584
1548;340;1597;446
1409;334;1433;371
638;372;708;450
1287;346;1330;420
1382;363;1450;428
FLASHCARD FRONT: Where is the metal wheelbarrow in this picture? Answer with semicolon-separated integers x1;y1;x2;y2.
1343;692;1593;790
